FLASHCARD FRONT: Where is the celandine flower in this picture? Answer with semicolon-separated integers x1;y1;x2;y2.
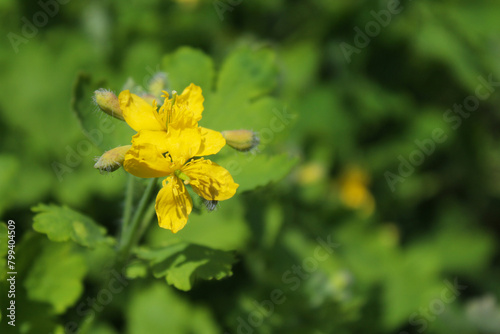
124;136;238;233
118;83;224;156
119;83;238;232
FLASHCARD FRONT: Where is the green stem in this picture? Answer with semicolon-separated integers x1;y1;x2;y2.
118;178;157;261
134;203;156;246
122;174;135;233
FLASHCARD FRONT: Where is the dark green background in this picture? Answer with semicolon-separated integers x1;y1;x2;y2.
1;0;500;333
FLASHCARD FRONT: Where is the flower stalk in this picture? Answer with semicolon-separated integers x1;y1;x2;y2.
117;178;158;261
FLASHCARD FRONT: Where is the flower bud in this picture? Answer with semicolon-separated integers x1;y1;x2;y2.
140;94;157;106
221;129;259;152
94;145;131;173
147;72;168;99
94;89;124;121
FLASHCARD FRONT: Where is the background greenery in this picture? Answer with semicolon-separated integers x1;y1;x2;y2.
1;0;500;333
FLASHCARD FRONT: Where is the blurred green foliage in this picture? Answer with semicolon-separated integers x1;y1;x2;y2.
1;0;500;333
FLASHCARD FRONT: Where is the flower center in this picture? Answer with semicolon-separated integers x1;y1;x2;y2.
165;90;178;128
174;169;191;184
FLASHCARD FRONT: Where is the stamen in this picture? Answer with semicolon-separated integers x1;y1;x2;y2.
162;152;173;162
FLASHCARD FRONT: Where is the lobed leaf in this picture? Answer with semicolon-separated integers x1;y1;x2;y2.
162;46;215;91
32;204;109;248
127;283;220;334
71;72;134;151
216;151;298;192
137;242;237;291
24;242;87;314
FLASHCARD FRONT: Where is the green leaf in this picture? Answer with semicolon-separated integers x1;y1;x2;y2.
383;266;443;330
127;282;220;334
159;47;295;193
24;242;87;314
71;72;134;151
137;242;237;291
408;226;495;275
0;155;19;215
32;204;108;248
216;151;299;192
162;46;215;91
124;260;149;279
202;47;284;134
162;46;292;141
405;3;500;91
217;47;277;100
80;322;119;334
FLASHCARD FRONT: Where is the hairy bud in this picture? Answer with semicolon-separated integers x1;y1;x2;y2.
148;72;168;99
221;129;259;152
94;145;131;173
94;89;124;121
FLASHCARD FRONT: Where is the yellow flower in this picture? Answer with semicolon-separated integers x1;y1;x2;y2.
118;83;225;156
338;166;375;216
123;137;239;233
119;83;237;232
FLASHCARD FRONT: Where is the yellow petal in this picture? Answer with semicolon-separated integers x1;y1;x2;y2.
119;90;165;132
131;130;171;155
182;159;239;201
123;142;174;178
131;127;202;166
196;127;226;156
156;176;193;233
170;83;204;129
165;127;202;164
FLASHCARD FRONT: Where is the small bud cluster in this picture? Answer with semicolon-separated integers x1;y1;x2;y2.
92;76;259;177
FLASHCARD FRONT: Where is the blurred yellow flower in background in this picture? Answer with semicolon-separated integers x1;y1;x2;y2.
295;162;327;186
338;166;375;216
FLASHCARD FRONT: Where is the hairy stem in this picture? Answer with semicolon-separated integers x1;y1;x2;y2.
118;178;157;261
122;174;135;234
